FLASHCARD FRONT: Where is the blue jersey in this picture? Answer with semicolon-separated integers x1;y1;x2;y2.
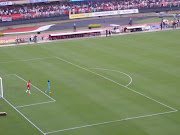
46;81;50;92
47;82;50;88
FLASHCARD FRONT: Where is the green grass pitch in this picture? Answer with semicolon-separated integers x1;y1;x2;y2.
0;30;180;135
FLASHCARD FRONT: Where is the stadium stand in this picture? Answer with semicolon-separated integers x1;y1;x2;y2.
0;0;180;21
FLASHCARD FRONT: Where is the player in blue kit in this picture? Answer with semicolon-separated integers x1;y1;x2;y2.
45;80;51;93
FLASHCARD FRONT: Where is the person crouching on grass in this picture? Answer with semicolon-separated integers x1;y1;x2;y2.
45;80;51;93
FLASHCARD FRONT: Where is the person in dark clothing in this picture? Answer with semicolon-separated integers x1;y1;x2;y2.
109;30;111;36
34;35;37;43
129;18;132;26
16;37;19;44
124;27;127;32
74;23;76;32
160;22;163;30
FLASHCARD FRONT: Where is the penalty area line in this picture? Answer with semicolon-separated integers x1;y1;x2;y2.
55;57;177;111
1;74;56;134
15;100;56;108
88;68;132;87
46;57;178;134
45;110;177;134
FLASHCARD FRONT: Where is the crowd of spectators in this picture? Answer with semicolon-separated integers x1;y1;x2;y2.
0;0;180;21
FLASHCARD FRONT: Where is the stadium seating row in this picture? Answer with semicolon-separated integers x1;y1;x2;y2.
0;0;180;21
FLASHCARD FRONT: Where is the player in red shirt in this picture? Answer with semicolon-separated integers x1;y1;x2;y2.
26;80;31;94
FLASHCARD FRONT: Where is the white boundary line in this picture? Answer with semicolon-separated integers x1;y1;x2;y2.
42;56;178;134
16;101;55;108
88;68;132;87
2;74;55;135
2;97;46;135
2;74;56;108
14;74;56;102
45;110;177;134
55;57;177;111
1;57;178;135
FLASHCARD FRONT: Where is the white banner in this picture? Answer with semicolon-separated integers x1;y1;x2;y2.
92;11;118;17
2;17;12;22
0;2;12;6
120;9;139;15
92;9;139;17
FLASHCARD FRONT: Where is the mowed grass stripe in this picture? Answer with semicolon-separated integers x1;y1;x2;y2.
0;30;179;135
14;57;171;132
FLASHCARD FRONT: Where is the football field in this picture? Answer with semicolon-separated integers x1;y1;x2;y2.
0;30;180;135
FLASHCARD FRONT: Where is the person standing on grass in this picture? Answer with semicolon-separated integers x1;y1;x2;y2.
26;80;31;94
45;80;51;93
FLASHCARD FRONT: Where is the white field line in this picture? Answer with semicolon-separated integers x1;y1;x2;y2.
126;85;177;111
15;100;55;108
14;74;56;102
2;58;178;135
0;56;54;64
55;57;177;111
88;68;132;87
45;56;178;134
45;110;177;134
2;97;45;135
2;74;55;134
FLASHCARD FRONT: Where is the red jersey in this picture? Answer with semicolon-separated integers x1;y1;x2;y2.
27;82;30;88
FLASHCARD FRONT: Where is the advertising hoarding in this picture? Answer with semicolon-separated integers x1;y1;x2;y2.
69;9;139;19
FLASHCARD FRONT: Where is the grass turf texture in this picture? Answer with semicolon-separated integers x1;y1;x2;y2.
0;30;180;135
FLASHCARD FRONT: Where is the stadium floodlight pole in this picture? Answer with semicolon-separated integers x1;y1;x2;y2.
0;77;3;98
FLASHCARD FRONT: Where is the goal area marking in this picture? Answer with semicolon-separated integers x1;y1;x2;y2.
1;57;178;135
0;77;3;98
1;74;55;135
1;74;56;108
14;74;56;108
